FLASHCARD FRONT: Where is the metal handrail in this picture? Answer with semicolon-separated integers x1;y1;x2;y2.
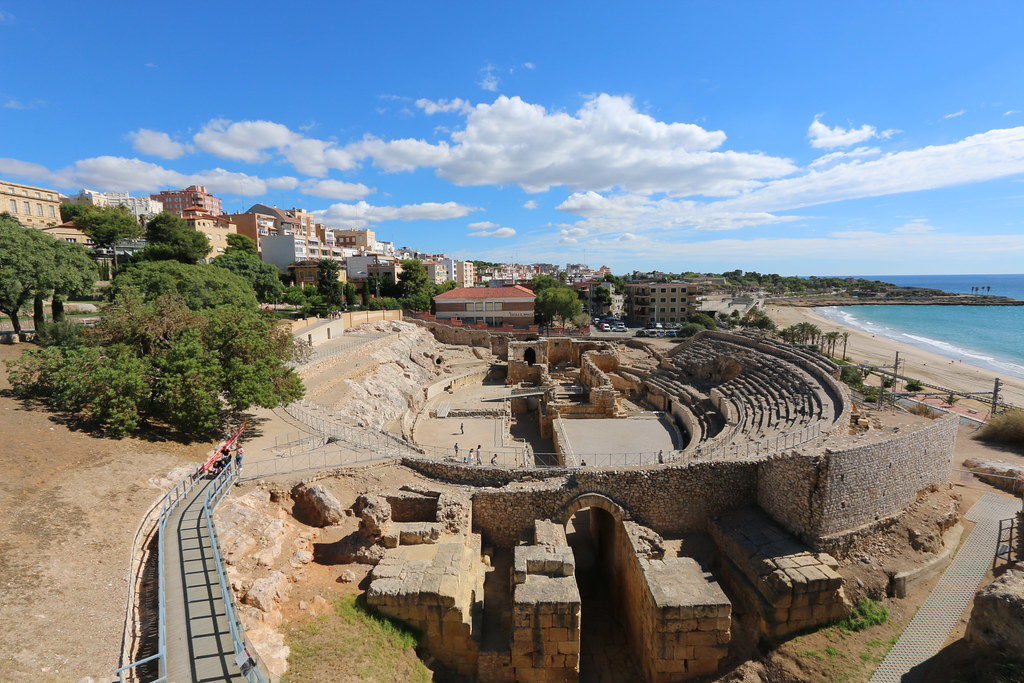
203;463;267;683
116;463;204;681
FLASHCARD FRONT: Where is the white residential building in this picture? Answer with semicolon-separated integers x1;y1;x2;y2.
66;188;163;221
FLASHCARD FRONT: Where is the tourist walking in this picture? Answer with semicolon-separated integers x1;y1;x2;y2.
235;445;245;475
454;443;459;458
658;449;664;464
460;422;465;434
490;453;498;466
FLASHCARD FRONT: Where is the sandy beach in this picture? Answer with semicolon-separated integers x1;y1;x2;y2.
767;305;1024;410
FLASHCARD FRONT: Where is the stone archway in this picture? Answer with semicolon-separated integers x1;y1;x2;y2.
560;492;630;526
561;493;644;679
524;347;537;366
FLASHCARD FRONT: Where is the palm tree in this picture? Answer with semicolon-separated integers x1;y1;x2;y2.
824;331;841;357
841;332;850;360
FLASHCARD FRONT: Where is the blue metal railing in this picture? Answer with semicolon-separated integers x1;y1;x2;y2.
115;461;267;682
116;462;204;681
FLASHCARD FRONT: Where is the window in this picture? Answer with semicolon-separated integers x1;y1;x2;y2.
23;201;30;213
36;204;43;216
8;199;15;212
35;191;41;198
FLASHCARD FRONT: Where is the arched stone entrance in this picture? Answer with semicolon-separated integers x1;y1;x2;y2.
562;493;643;679
523;347;537;366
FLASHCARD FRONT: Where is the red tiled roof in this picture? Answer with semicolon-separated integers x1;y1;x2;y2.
433;285;535;300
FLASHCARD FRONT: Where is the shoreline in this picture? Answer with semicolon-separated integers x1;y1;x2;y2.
766;305;1024;409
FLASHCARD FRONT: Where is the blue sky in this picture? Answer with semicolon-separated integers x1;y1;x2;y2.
3;1;1024;275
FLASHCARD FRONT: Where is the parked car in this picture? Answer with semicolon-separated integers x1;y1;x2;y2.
635;329;648;337
599;322;611;331
612;323;627;332
666;322;681;330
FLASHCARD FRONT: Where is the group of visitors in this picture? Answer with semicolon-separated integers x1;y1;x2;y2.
453;442;499;466
211;442;245;476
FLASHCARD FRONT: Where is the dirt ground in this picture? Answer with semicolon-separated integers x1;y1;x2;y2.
0;344;211;680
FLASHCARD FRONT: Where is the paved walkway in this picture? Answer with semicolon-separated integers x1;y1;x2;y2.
163;474;248;682
870;492;1021;683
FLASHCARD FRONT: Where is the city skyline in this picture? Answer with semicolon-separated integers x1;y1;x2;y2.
3;2;1024;275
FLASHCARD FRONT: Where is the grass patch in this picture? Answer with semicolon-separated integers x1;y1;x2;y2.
801;649;825;661
836;599;889;633
285;594;432;682
825;645;841;658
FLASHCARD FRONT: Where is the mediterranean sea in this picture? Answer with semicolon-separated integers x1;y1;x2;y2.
814;274;1024;379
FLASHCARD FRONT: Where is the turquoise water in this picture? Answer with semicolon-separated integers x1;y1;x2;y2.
814;274;1024;379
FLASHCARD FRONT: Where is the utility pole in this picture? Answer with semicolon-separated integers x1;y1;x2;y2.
992;377;1002;416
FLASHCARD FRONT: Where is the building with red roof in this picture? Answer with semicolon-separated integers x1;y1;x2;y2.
433;285;536;327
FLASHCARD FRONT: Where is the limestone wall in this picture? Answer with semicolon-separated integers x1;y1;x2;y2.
757;415;958;545
608;520;732;680
511;523;581;681
454;461;760;548
812;415;958;538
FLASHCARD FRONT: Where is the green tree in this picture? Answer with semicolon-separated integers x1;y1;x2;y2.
677;322;706;338
211;250;283;303
344;282;358;307
7;290;305;437
226;233;259;255
50;240;99;322
75;205;141;272
59;203;89;223
535;286;582;327
0;216;55;335
282;286;307;307
316;259;345;310
397;259;429;298
688;312;718;330
111;260;258;311
139;211;210;264
530;274;562;293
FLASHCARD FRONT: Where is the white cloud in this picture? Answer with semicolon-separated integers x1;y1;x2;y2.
479;65;499;92
523;62;535;70
347;94;794;195
266;176;300;190
1005;110;1020;116
127;128;188;159
807;116;895;149
415;98;474;115
193;119;298;162
556;191;798;236
300;179;374;200
892;219;936;234
0;9;14;21
523;200;538;209
720;126;1024;213
559;227;588;244
3;98;44;110
808;146;881;169
0;155;296;196
467;221;516;238
190;119;359;176
314;200;478;228
944;109;966;119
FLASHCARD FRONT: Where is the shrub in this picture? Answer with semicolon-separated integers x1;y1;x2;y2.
836;599;889;632
881;377;895;388
907;402;939;419
905;379;923;392
34;320;85;348
840;366;864;386
677;322;706;338
977;410;1024;448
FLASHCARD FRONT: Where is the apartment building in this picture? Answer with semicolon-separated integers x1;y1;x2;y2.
433;285;536;327
624;282;704;324
331;228;376;250
1;179;61;227
184;212;237;262
65;189;163;221
290;260;349;288
151;185;222;217
438;258;476;287
42;222;93;246
422;260;450;285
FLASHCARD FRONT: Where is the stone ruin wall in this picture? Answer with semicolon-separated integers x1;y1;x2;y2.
756;415;958;550
511;521;582;682
402;413;957;553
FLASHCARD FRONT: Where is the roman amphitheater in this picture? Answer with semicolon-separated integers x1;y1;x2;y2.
122;315;987;682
